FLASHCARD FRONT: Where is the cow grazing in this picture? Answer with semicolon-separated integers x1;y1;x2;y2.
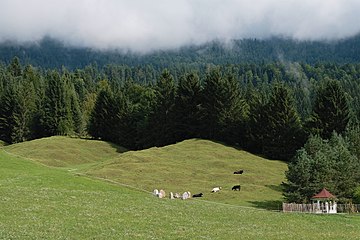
234;170;244;174
232;185;241;191
211;187;222;193
192;193;203;198
153;189;159;196
158;189;166;198
169;192;175;199
182;191;190;200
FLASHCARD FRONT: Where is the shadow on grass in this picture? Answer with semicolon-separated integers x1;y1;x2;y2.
265;184;284;192
107;142;128;154
248;200;283;211
80;136;128;154
247;184;284;211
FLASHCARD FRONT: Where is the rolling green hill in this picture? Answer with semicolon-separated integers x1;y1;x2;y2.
5;137;287;208
84;139;288;208
0;138;359;239
4;136;127;168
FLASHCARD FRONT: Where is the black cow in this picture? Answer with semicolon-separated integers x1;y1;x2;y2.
233;170;244;174
192;193;203;198
232;185;241;191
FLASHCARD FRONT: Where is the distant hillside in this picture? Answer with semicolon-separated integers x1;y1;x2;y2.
1;35;360;69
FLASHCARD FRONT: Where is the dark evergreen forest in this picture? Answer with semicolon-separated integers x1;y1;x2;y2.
1;35;360;69
1;36;360;203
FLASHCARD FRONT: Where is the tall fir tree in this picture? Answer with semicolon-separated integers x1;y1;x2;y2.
145;69;176;147
88;81;117;141
122;79;156;149
173;72;203;141
0;76;35;143
261;84;305;160
201;68;248;144
40;70;73;136
307;79;350;139
8;57;22;78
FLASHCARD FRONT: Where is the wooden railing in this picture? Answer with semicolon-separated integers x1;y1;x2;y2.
283;203;360;214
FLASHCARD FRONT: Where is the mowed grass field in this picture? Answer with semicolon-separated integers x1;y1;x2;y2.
1;136;360;239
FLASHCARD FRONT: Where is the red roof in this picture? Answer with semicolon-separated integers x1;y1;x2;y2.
311;188;336;199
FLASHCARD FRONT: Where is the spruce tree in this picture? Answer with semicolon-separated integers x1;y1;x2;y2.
0;84;16;143
145;69;176;147
173;72;203;141
0;77;35;143
8;57;22;78
261;84;305;160
307;79;350;139
88;82;117;141
40;70;73;136
201;68;248;144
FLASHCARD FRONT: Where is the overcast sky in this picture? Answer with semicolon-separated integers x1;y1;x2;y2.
0;0;359;52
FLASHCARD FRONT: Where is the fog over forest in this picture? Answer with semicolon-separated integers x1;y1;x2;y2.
1;0;360;52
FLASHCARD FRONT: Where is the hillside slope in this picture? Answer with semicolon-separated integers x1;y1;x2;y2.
5;137;287;208
84;139;288;208
4;136;126;168
1;150;359;239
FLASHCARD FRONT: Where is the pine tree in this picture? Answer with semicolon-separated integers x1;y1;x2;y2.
145;69;176;147
261;84;305;160
88;82;117;141
244;86;269;153
40;70;73;136
0;77;35;143
173;72;203;141
201;68;248;144
0;84;16;143
201;68;223;139
122;79;156;149
307;79;350;139
8;57;22;78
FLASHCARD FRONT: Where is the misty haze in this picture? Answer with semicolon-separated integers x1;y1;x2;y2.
1;0;360;52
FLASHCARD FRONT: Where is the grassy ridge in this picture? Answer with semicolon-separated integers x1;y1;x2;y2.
1;150;359;239
4;136;126;168
6;137;287;208
84;139;288;208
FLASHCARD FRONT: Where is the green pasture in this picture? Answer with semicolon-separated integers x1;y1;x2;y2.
1;137;359;239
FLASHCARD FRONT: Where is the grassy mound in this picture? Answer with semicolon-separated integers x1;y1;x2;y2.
0;150;359;239
4;136;126;168
85;139;288;208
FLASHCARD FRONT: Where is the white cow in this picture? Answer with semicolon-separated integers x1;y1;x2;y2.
211;187;222;193
158;189;166;198
169;192;175;199
182;191;190;200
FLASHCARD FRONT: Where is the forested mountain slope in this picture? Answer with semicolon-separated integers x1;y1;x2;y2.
1;35;360;69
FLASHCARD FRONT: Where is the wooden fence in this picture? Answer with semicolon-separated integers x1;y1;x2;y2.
283;203;360;214
336;204;360;213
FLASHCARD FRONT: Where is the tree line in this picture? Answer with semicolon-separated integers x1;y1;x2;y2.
1;57;360;202
1;35;360;70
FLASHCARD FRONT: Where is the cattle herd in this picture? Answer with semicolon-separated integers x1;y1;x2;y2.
153;169;244;200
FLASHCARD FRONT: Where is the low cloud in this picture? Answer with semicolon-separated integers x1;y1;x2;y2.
0;0;359;52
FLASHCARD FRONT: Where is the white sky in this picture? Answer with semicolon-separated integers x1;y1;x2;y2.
0;0;359;52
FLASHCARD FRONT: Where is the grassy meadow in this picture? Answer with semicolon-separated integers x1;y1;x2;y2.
1;136;359;239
